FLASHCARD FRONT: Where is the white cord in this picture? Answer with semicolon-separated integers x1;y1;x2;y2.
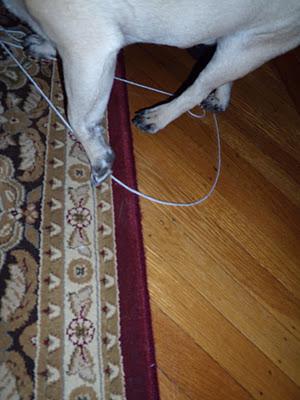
0;26;26;41
114;76;206;119
0;40;73;131
111;112;221;207
0;31;222;207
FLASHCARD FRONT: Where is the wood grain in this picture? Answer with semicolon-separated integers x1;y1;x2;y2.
123;43;300;400
153;304;253;400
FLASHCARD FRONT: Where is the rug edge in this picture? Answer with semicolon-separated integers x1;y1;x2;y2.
108;52;160;400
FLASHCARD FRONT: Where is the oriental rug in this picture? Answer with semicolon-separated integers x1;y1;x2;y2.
0;14;159;400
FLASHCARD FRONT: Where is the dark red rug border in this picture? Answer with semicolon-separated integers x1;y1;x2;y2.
108;54;160;400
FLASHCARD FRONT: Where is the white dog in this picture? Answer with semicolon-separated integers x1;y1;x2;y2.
3;0;300;183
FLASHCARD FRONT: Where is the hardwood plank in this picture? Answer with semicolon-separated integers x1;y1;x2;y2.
124;47;300;299
123;44;300;400
220;118;300;207
149;260;300;400
147;210;300;383
274;51;300;113
130;101;300;298
157;369;191;400
152;304;254;400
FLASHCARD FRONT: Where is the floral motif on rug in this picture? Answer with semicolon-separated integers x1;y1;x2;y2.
0;36;126;400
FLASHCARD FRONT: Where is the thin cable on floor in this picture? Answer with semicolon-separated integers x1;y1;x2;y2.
0;31;222;207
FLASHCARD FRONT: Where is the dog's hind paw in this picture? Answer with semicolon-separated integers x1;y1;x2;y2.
91;149;115;186
24;34;56;60
201;92;228;112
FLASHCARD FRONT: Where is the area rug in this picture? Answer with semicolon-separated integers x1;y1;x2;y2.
0;17;159;400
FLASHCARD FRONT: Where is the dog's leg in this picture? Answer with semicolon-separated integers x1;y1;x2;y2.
60;46;118;184
133;33;287;133
202;82;233;112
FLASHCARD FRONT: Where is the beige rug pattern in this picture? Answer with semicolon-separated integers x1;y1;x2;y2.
0;41;126;400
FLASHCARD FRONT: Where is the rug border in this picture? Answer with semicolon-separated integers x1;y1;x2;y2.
108;54;160;400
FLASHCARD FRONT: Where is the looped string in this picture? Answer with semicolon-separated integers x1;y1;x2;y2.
114;76;206;119
0;29;222;207
0;26;26;48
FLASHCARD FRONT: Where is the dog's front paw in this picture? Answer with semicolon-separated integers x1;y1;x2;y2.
133;103;173;134
24;34;56;60
132;109;159;134
91;148;115;186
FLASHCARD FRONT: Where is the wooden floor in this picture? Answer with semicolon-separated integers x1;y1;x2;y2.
123;44;300;400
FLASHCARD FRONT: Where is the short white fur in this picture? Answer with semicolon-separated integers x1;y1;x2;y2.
1;0;300;197
0;35;221;207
